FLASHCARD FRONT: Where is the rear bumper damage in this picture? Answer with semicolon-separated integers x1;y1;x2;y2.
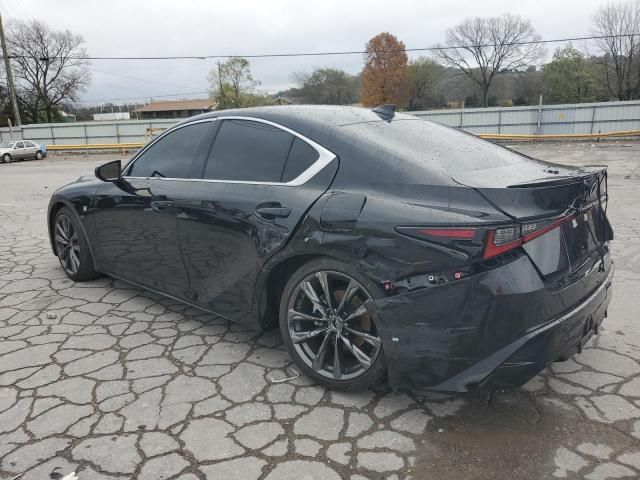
367;254;614;392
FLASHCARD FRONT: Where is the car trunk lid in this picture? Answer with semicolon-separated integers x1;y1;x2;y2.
461;166;613;277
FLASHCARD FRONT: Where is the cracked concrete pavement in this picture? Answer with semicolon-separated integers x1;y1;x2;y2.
0;142;639;480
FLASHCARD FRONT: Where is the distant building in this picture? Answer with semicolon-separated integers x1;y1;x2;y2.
93;112;131;121
59;110;77;122
133;99;216;119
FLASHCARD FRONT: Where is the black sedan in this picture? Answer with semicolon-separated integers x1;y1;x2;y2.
47;105;614;391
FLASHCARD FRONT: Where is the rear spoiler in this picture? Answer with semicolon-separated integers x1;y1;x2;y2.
507;166;607;189
473;167;608;220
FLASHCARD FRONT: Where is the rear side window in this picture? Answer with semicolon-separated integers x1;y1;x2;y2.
203;120;293;182
341;117;532;176
281;138;319;182
129;122;212;178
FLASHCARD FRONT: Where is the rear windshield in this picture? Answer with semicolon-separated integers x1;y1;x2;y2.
340;118;528;175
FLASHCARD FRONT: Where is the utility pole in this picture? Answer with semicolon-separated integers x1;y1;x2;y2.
0;14;21;126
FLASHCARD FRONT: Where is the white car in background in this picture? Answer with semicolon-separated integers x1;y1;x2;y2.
0;140;46;163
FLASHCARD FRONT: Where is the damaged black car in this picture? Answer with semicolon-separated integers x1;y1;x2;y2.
47;105;614;391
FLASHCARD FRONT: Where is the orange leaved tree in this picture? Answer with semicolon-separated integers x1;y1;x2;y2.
361;32;410;107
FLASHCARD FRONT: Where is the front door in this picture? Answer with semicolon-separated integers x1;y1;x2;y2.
13;141;27;159
92;120;216;298
177;118;337;317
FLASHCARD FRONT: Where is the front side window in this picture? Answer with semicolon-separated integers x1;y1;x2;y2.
15;142;24;149
129;122;212;178
203;120;294;182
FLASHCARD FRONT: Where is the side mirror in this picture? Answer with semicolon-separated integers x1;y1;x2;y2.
95;160;122;182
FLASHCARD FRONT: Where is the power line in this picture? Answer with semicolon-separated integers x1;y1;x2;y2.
78;86;283;104
9;33;640;61
89;66;205;90
75;90;210;104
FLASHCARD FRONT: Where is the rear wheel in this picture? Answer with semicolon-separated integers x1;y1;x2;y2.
53;207;100;281
2;154;11;163
35;151;43;160
279;258;386;391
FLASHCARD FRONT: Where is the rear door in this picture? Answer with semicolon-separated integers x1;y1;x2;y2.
23;141;39;158
177;117;337;317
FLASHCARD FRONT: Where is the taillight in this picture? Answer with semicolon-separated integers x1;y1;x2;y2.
415;228;476;240
397;215;574;261
483;215;575;260
484;228;522;259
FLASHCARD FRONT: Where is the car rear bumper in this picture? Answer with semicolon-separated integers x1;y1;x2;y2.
367;253;614;392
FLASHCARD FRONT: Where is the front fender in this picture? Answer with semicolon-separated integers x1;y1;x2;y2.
47;182;101;267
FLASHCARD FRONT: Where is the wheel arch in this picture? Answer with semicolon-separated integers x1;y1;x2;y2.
48;200;69;255
255;252;349;331
48;199;97;268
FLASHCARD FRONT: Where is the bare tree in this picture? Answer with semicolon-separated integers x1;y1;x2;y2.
592;0;640;100
208;57;267;109
436;14;544;107
7;20;89;123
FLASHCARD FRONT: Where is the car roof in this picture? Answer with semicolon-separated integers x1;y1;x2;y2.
186;105;390;129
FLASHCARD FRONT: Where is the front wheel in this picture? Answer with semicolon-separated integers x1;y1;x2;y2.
2;154;11;163
279;258;386;391
53;207;100;282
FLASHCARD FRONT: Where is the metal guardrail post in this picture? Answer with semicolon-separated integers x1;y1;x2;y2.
536;95;543;138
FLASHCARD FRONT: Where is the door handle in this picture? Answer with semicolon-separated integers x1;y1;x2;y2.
255;206;291;219
151;200;176;212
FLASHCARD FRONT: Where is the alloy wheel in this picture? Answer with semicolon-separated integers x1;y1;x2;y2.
287;271;382;381
54;214;81;275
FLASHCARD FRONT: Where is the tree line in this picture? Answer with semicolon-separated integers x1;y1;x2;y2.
211;1;640;110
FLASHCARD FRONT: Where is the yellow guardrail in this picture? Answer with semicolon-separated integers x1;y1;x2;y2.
43;129;640;152
46;143;144;151
478;129;640;140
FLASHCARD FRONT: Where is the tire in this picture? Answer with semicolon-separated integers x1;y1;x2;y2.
279;258;387;391
2;154;11;163
35;151;43;160
53;207;101;282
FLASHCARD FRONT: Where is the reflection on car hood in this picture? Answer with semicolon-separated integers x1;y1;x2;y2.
75;175;96;183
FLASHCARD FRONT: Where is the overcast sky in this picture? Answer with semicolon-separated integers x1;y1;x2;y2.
1;0;610;107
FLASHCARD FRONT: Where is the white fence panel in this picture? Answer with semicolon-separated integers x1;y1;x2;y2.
413;100;640;136
0;100;637;144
